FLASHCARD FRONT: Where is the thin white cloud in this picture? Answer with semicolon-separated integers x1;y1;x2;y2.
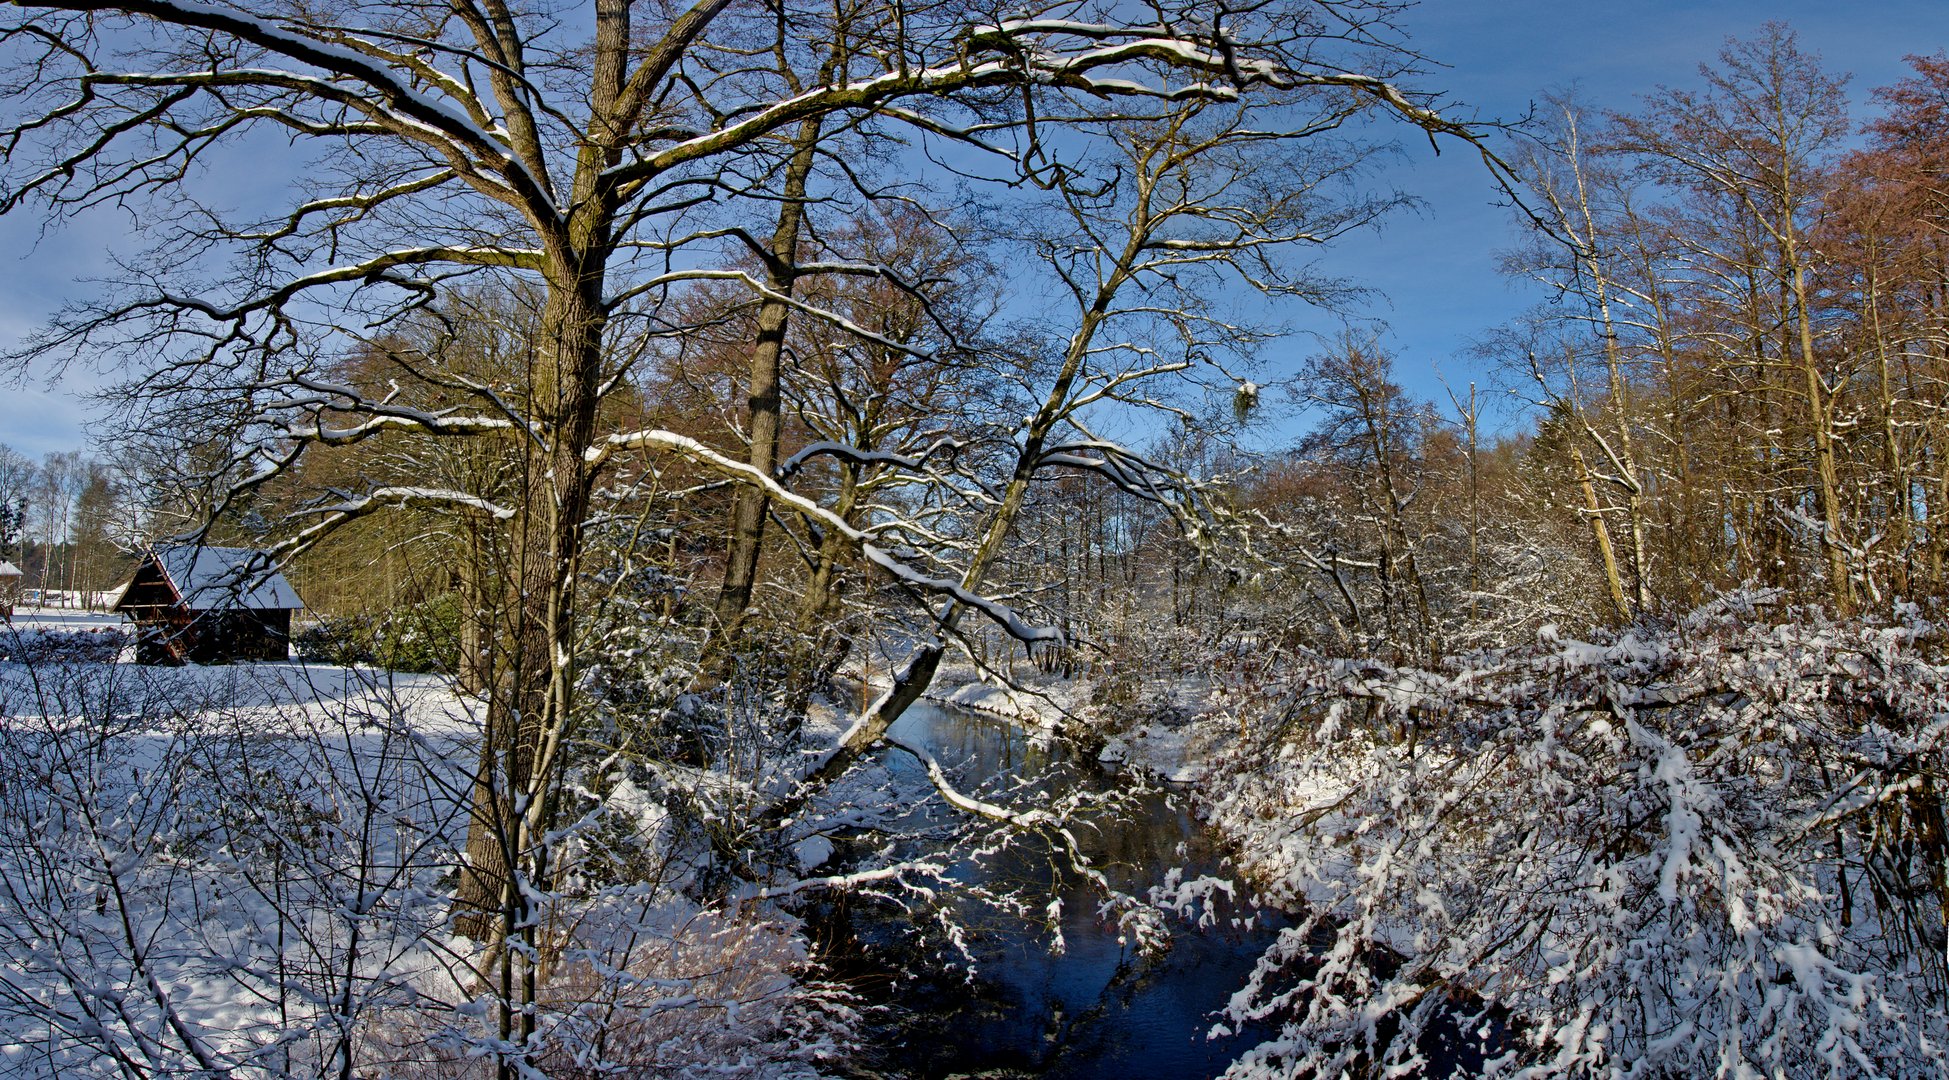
0;385;92;457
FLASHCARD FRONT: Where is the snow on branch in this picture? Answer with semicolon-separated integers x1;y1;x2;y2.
19;0;556;208
1194;600;1949;1078
298;486;514;523
734;861;949;903
884;730;1171;955
603;269;937;362
267;373;524;444
587;428;1062;645
774;438;964;481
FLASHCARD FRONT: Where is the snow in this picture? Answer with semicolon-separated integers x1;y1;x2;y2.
0;629;849;1078
0;647;473;1074
9;584;1943;1077
791;835;835;873
1178;603;1949;1078
6;606;100;628
1116;722;1200;781
141;545;305;611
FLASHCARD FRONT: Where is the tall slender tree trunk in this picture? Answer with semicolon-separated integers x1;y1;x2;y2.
1572;445;1631;623
1592;305;1652;611
704;119;824;674
1787;239;1853;614
1561;116;1654;614
456;522;495;695
1867;268;1910;599
783;468;864;716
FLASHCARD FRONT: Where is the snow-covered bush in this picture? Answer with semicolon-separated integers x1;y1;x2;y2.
0;625;128;663
364;903;853;1079
1197;594;1949;1078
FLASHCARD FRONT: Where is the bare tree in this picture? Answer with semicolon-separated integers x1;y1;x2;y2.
812;95;1425;772
0;443;32;562
30;450;83;603
0;2;1485;1069
1611;24;1855;611
1295;337;1445;658
1504;96;1655;616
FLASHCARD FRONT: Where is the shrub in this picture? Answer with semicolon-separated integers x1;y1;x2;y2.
294;595;460;673
1197;594;1949;1078
0;626;128;663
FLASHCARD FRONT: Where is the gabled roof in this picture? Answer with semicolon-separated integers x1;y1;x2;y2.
0;561;19;578
126;545;304;611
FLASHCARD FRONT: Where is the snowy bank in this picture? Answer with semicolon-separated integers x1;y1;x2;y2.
1183;600;1949;1078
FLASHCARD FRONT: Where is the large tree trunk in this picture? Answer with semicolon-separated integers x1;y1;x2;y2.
450;284;609;1080
454;278;605;946
453;0;630;965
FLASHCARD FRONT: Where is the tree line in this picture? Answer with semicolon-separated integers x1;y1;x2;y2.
1216;28;1949;670
0;443;135;605
1500;26;1949;624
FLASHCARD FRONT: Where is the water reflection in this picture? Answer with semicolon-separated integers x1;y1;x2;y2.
820;703;1287;1080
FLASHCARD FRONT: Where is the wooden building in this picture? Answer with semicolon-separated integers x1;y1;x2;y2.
0;561;20;621
113;546;304;664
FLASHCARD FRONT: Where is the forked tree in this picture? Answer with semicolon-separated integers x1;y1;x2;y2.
0;0;1485;1066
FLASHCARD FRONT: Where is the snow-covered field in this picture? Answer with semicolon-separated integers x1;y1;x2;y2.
3;609;468;723
0;615;476;1076
4;605;123;632
0;618;844;1079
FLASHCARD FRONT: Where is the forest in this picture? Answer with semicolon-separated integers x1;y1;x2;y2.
0;2;1945;1077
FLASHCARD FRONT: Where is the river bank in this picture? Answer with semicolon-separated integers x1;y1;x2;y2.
802;698;1289;1079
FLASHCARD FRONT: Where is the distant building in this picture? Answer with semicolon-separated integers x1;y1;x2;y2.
0;561;20;620
112;546;305;664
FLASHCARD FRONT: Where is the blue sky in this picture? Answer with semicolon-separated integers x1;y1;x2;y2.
0;0;1943;458
1295;0;1949;430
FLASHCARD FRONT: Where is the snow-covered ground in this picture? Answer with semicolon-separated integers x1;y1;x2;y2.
1;605;473;733
0;626;842;1079
0;621;479;1076
3;604;124;632
22;602;1936;1079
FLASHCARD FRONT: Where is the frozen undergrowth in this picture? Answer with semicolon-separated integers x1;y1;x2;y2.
0;625;129;664
18;594;1941;1078
0;656;854;1079
1185;595;1949;1078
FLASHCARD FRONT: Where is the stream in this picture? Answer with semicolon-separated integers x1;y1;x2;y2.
808;701;1291;1079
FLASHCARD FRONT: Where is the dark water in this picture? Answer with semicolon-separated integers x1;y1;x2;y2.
813;703;1290;1079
